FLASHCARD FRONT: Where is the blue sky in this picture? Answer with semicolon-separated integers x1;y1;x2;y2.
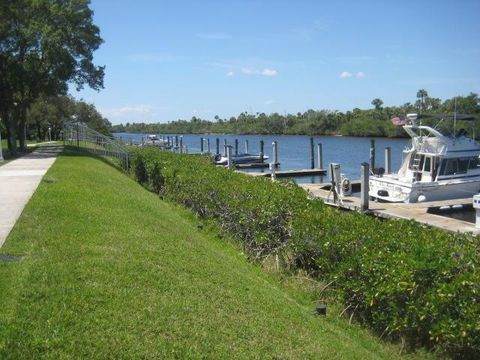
77;0;480;124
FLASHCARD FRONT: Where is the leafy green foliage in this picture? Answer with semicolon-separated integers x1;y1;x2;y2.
131;147;480;358
0;0;104;153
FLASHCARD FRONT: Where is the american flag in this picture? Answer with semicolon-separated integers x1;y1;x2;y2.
391;116;406;126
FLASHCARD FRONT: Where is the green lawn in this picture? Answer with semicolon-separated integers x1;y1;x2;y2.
0;149;430;359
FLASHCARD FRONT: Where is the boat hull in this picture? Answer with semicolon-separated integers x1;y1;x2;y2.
215;154;268;165
369;176;480;203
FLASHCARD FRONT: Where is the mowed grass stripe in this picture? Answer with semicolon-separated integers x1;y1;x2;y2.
0;151;421;359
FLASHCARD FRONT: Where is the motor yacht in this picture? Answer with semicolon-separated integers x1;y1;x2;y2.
369;113;480;203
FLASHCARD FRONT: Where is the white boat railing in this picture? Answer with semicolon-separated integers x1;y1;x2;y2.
63;121;129;171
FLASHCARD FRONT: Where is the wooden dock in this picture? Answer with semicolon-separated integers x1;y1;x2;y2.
300;183;479;234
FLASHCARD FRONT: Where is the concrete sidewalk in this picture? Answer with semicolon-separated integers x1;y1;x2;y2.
0;146;62;248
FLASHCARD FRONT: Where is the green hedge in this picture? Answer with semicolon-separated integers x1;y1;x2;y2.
129;147;480;358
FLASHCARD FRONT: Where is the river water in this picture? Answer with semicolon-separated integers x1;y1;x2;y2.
114;132;410;184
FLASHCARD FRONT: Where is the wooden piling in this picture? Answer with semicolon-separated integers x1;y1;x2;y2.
223;139;227;156
273;141;278;166
227;145;233;169
385;147;391;174
330;163;340;203
207;138;211;153
216;138;220;155
361;162;369;211
245;140;249;154
235;139;239;156
370;139;375;171
200;137;204;153
310;137;315;169
260;140;264;162
317;143;323;170
270;163;276;181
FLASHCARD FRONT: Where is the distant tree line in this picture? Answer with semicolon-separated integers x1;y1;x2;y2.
112;91;480;138
0;0;105;155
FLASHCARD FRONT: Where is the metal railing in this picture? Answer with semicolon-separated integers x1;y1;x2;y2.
63;122;129;171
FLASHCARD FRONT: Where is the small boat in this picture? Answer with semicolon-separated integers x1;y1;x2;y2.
144;134;170;147
147;134;159;141
214;153;269;165
369;113;480;203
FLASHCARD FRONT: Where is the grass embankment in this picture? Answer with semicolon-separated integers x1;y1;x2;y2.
0;149;419;359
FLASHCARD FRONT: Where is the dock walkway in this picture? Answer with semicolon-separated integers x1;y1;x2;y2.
0;146;62;248
300;183;479;234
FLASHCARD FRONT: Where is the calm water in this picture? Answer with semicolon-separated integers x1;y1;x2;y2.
114;133;410;184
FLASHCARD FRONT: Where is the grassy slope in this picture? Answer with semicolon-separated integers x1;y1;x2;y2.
0;150;427;359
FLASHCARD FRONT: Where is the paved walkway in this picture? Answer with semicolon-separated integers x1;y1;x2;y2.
0;146;62;248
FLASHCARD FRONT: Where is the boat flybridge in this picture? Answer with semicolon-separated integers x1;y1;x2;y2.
369;113;480;203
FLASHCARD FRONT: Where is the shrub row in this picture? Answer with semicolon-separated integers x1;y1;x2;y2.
130;147;480;359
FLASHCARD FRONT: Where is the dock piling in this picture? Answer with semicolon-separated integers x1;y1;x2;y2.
216;138;220;155
200;137;204;153
270;163;276;181
260;140;264;162
207;138;211;154
273;141;278;166
330;163;341;203
223;139;227;156
385;147;391;174
361;162;370;211
245;140;249;154
370;139;375;171
317;143;323;170
179;136;183;153
310;137;315;169
235;139;239;156
227;145;233;169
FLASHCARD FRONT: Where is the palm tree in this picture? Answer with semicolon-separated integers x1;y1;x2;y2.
371;98;383;110
416;89;428;111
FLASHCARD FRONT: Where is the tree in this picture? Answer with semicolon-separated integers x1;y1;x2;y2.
416;89;429;111
371;98;384;110
0;0;104;155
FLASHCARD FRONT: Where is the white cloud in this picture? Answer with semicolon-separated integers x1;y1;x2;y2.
195;32;231;40
339;71;365;79
261;69;278;77
98;104;167;124
241;67;278;77
226;71;235;77
241;68;254;75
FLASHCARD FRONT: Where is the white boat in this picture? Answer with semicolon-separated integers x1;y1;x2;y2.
214;153;269;165
147;134;159;141
369;113;480;203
